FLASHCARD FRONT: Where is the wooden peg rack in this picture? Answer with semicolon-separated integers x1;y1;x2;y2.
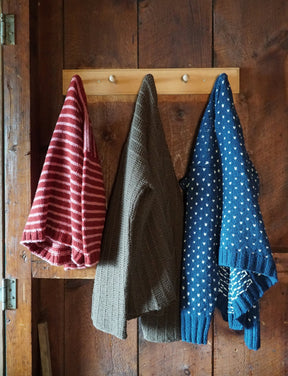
63;68;240;96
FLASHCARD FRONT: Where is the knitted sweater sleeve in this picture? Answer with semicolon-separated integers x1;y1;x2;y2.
180;95;222;344
214;74;278;350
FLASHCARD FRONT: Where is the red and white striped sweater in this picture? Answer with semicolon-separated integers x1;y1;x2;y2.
21;75;106;269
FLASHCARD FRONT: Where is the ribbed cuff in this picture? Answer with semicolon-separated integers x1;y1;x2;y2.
181;311;212;344
140;301;181;343
244;321;260;350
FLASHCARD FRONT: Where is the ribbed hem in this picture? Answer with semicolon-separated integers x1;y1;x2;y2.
21;229;100;269
244;321;260;350
22;227;71;244
140;300;181;343
219;249;278;282
219;250;278;321
181;311;212;344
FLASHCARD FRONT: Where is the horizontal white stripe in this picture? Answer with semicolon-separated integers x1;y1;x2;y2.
83;179;105;189
82;248;100;256
83;156;102;168
46;219;82;236
32;195;81;212
82;208;106;214
62;104;79;113
56;121;80;132
22;228;44;233
58;112;79;122
39;170;81;188
65;95;80;107
35;181;78;196
48;144;83;159
84;240;101;249
83;232;103;240
28;209;48;218
45;223;73;237
46;152;83;169
25;218;46;226
53;129;83;144
83;167;104;184
43;161;83;179
46;206;82;224
51;135;82;150
35;183;103;201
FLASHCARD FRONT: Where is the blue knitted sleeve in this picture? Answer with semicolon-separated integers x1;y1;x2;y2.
180;92;222;344
214;74;278;350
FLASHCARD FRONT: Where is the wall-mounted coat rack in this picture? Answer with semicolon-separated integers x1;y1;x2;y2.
62;68;240;96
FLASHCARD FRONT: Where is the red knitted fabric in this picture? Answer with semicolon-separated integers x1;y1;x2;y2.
21;75;106;269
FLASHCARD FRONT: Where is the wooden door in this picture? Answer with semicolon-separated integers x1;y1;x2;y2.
4;0;288;375
2;0;32;375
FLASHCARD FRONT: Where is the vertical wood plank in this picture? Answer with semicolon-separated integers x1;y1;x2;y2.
64;280;138;376
64;0;137;69
36;0;65;163
30;1;66;375
3;0;32;374
63;1;138;375
30;0;65;280
37;279;65;376
214;1;288;374
139;0;212;68
38;322;53;376
138;1;213;375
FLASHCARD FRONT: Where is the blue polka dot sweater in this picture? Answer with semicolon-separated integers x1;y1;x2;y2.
180;73;278;350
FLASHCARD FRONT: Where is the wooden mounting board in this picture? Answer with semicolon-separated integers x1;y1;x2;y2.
63;68;240;96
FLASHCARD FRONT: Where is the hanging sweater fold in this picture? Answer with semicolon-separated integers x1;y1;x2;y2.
91;74;183;342
21;75;106;269
180;73;278;350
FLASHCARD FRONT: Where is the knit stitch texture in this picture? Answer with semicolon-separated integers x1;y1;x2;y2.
180;73;278;350
21;75;106;269
91;74;183;342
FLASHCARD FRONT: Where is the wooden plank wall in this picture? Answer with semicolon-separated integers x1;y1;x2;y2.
31;1;288;375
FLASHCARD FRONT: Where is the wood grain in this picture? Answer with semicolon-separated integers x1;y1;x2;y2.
139;330;213;376
64;280;137;376
3;0;32;374
37;279;65;376
138;0;212;68
38;322;53;376
62;68;240;95
64;0;137;69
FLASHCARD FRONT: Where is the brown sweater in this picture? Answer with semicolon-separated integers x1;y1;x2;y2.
91;74;183;342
